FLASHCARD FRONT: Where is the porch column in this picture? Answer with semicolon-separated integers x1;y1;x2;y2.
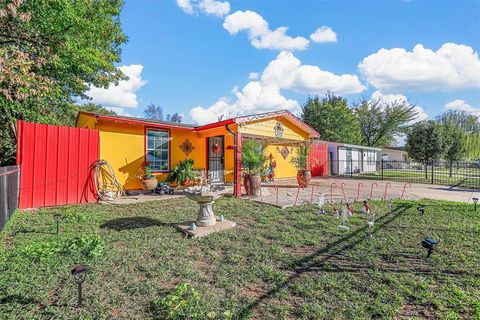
235;132;242;197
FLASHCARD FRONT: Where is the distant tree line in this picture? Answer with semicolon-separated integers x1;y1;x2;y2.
300;93;480;163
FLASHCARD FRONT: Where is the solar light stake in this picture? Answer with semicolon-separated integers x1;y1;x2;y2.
53;214;62;235
417;205;425;215
421;238;438;258
473;198;478;211
71;265;89;307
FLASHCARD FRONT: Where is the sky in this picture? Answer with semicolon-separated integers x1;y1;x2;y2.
86;0;480;126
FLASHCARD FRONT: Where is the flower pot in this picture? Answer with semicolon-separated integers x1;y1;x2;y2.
142;176;157;190
296;170;311;188
243;174;250;196
249;174;262;196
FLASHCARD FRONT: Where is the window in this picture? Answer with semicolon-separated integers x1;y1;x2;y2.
146;129;169;172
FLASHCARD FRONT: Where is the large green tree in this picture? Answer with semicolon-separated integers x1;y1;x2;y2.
0;0;127;165
441;124;466;176
436;110;480;161
406;120;444;164
354;98;418;147
301;93;361;144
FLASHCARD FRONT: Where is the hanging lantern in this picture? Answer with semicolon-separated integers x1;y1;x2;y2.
212;142;220;154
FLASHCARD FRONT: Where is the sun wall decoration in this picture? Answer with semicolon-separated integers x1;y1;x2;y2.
179;139;195;156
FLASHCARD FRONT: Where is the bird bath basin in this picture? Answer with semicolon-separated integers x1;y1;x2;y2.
184;186;223;227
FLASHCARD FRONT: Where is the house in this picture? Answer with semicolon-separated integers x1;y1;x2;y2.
75;110;320;196
313;140;381;175
378;147;410;161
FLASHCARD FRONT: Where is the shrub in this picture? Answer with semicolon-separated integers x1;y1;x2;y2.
21;235;106;262
152;283;232;320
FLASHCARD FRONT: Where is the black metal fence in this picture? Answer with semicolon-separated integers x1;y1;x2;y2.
0;165;20;231
331;160;480;189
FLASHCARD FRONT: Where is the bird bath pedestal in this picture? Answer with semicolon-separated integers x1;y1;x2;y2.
176;186;236;238
185;190;222;227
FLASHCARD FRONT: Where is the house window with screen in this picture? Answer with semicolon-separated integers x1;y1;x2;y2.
146;129;169;172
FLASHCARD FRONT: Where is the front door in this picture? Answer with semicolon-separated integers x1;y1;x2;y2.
208;136;224;183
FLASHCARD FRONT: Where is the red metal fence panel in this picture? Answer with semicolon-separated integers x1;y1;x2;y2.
309;143;329;177
16;121;99;209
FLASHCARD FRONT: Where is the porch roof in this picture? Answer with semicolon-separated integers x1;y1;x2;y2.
195;110;320;138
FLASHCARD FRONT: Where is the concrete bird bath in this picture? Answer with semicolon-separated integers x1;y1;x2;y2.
184;186;223;227
177;184;236;238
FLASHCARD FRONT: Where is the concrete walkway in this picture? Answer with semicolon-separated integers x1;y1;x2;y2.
99;178;479;208
250;177;479;208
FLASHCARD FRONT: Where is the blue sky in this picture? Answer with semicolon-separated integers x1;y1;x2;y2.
86;0;480;125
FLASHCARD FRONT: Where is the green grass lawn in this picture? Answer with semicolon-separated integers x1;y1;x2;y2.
1;197;479;319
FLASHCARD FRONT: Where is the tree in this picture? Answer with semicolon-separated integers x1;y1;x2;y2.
166;112;183;123
354;98;418;147
441;124;465;177
301;93;361;144
406;121;444;178
144;104;183;123
436;110;480;160
0;0;127;165
144;103;164;120
436;110;480;133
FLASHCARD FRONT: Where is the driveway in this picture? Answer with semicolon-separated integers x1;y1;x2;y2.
249;177;479;208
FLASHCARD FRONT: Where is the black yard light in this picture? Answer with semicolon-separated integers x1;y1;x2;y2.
53;214;62;235
417;205;425;215
71;265;89;307
421;237;438;258
473;198;478;211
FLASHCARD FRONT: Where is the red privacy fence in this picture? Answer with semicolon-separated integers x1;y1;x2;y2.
16;121;99;209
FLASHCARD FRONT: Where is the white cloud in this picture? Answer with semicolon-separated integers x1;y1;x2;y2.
86;64;147;109
189;51;365;124
370;90;428;125
262;51;366;94
223;10;309;51
444;99;480;117
310;26;337;43
248;72;259;80
199;0;230;17
176;0;230;17
176;0;194;14
359;43;480;92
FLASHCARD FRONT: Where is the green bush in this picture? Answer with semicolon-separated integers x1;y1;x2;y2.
152;283;232;320
21;235;106;262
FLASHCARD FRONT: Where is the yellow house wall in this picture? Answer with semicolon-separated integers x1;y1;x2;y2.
77;113;312;188
240;117;307;179
264;145;299;179
197;126;236;183
77;113;236;189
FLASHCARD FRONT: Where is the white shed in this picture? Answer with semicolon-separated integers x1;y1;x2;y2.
315;140;381;175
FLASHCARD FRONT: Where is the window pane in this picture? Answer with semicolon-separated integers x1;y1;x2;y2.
146;129;169;171
160;140;169;149
147;135;154;149
160;161;169;171
158;131;168;138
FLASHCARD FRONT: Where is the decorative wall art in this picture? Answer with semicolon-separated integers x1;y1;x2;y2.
179;139;195;156
281;146;290;160
274;122;284;138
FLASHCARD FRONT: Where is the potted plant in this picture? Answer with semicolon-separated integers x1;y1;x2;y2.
291;142;312;188
242;140;267;196
141;161;157;190
166;159;196;187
